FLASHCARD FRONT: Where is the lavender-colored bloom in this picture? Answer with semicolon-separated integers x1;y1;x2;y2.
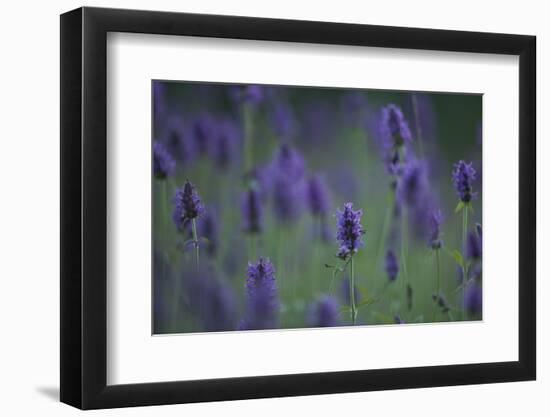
428;210;443;250
340;91;369;125
464;283;482;316
452;160;477;203
208;118;241;170
301;101;335;144
272;144;306;182
230;84;265;106
241;188;263;234
172;180;204;231
242;258;279;330
379;104;413;149
186;271;237;332
466;231;482;260
270;102;295;138
308;296;339;327
273;176;303;223
307;174;331;217
407;93;437;144
153;141;175;179
341;276;361;306
198;209;219;257
162;116;195;164
189;114;217;156
398;158;429;208
153;81;167;128
271;144;306;222
385;249;399;282
336;202;365;259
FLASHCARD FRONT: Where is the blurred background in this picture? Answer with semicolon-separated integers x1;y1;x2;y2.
152;81;482;334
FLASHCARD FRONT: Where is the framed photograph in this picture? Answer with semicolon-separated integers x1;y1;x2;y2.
60;6;536;409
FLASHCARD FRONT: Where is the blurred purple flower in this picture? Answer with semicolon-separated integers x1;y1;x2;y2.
172;180;204;231
153;81;167;128
394;315;405;324
272;143;306;182
464;283;482;316
270;101;295;138
230;84;266;106
398;158;429;208
466;230;482;260
185;271;237;332
340;91;369;125
341;276;361;306
379;103;413;149
242;258;279;330
452;160;477;203
198;209;219;257
336;202;365;260
162;116;195;164
407;93;437;144
428;210;443;250
189;114;217;156
208;118;241;170
308;296;340;327
307;174;331;217
385;249;399;282
241;188;263;234
153;141;175;179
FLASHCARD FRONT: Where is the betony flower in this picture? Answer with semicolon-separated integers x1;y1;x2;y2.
379;104;413;149
466;231;482;260
464;283;482;316
398;158;429;208
385;249;399;282
208;118;241;170
153;141;175;179
185;270;237;332
241;188;263;234
307;174;331;217
336;202;365;260
242;258;279;330
452;160;477;203
198;209;219;257
428;210;443;249
270;101;295;138
308;296;340;327
172;180;204;231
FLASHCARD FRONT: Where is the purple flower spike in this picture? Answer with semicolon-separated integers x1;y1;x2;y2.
242;258;279;330
428;210;443;250
273;143;306;182
466;231;482;260
241;188;263;234
153;141;175;179
307;174;331;217
398;158;429;208
270;102;295;138
198;209;219;257
380;104;413;149
464;283;482;316
452;160;477;203
336;202;365;260
308;296;339;327
385;249;399;282
190;114;216;156
209;118;241;170
172;180;204;231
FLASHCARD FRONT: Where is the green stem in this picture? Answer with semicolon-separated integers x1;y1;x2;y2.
433;248;441;321
350;256;357;325
374;188;395;275
243;104;253;175
462;206;468;319
192;218;199;271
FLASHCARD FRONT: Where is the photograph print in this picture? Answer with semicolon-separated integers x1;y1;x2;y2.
152;81;482;335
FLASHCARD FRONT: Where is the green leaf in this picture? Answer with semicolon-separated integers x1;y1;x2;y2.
451;250;465;268
455;201;465;213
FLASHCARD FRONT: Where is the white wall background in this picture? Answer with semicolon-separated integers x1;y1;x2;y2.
0;0;545;415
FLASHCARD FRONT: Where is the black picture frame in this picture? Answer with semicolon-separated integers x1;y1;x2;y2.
60;6;536;410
